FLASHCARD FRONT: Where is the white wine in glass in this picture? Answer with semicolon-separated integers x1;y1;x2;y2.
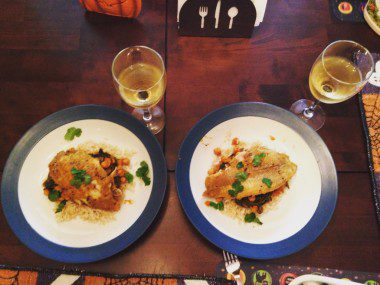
290;40;374;130
112;46;166;134
118;63;166;108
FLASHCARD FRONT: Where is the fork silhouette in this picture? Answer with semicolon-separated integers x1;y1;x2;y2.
199;6;208;29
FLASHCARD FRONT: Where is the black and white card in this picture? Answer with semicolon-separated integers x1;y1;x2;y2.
177;0;267;38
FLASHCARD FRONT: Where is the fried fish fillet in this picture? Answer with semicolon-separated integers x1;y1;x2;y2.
203;145;297;199
49;149;123;211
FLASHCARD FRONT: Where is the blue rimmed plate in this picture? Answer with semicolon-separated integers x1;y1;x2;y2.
1;105;167;263
176;102;337;259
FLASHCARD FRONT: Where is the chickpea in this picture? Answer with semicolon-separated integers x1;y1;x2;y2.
251;206;259;212
122;158;130;166
221;156;230;163
232;137;239;145
117;169;126;176
213;148;222;156
101;157;111;168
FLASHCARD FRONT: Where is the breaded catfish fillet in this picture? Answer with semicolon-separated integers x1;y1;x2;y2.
203;145;297;199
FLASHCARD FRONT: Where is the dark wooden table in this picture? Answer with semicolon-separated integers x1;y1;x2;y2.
0;0;379;276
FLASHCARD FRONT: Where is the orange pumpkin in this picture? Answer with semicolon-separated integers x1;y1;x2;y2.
79;0;142;18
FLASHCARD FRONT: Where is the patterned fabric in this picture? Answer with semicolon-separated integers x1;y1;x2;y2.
0;266;233;285
359;53;380;224
329;0;366;22
216;261;380;284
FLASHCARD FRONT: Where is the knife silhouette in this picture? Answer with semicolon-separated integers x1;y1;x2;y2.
215;0;221;28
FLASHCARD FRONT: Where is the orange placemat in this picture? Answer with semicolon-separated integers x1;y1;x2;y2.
0;265;233;285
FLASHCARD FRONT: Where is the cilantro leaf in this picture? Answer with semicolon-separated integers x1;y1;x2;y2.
136;161;149;177
236;162;244;169
48;189;61;202
70;178;82;189
253;153;266;167
232;180;244;192
244;213;263;225
56;200;67;213
136;161;150;186
70;167;91;188
64;127;82;141
209;201;224;211
219;163;226;170
84;174;91;185
228;189;237;197
71;168;86;176
125;172;134;183
142;176;151;186
74;128;82;137
235;172;248;182
229;179;244;197
262;178;272;188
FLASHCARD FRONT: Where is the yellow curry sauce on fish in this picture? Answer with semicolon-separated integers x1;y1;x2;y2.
203;138;297;225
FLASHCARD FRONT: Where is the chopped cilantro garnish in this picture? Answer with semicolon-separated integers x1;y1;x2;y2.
244;213;263;225
236;162;244;169
56;200;67;213
136;161;149;177
70;178;82;189
125;172;134;183
220;163;226;170
64;127;82;141
48;189;61;202
136;161;151;186
142;176;151;186
84;174;91;185
71;168;86;176
232;180;244;192
70;167;91;189
209;201;224;211
253;153;266;167
235;172;248;182
262;178;272;188
229;179;245;197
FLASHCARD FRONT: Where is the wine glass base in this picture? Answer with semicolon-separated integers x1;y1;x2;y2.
290;99;326;131
132;106;165;135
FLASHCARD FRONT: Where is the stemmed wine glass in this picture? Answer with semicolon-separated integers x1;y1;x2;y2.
290;40;374;130
112;46;166;134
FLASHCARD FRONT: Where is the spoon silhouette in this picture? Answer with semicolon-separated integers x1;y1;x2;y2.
228;7;238;29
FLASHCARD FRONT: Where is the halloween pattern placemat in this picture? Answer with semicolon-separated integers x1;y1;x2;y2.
330;0;367;22
359;53;380;225
0;265;233;285
216;261;380;285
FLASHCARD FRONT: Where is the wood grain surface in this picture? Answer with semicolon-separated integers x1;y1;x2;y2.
0;0;379;277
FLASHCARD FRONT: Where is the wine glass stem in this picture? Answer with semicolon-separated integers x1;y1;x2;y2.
143;108;152;122
303;101;320;119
